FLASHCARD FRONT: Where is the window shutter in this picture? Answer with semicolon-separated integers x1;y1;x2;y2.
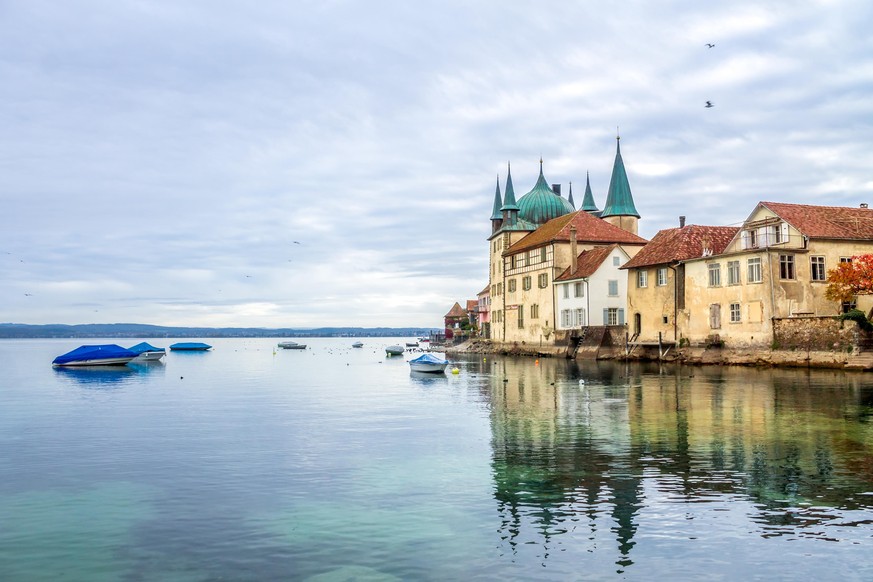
741;231;749;249
781;222;789;243
603;308;609;325
618;309;625;325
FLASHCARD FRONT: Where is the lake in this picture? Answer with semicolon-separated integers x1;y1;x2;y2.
1;338;871;581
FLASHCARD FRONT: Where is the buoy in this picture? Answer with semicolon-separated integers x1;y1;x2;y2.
452;367;460;374
535;359;539;365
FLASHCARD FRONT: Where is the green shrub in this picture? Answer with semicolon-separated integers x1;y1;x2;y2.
839;309;873;332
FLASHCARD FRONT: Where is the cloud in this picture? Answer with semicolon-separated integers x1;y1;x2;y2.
2;0;872;326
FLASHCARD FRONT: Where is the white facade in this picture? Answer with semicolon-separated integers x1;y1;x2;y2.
555;246;630;329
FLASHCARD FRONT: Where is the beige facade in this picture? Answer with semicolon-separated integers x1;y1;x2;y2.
626;203;873;349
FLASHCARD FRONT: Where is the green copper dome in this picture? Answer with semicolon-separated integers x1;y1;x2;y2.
517;161;575;225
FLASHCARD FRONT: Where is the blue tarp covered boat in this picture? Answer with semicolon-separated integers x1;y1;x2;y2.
52;344;138;367
127;342;167;361
169;342;212;351
408;353;449;373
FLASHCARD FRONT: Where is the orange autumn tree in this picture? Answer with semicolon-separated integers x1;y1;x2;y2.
825;254;873;304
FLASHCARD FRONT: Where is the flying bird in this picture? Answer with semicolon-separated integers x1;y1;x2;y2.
24;293;32;296
292;241;301;245
706;43;715;48
705;101;714;108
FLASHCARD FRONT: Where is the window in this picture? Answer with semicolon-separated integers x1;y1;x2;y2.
531;304;539;319
637;270;648;288
576;308;586;326
538;273;548;288
508;279;516;293
730;302;741;323
605;307;624;326
562;283;569;298
561;309;572;327
613;256;621;266
657;267;668;286
574;282;584;297
779;254;795;280
841;257;853;263
810;256;826;281
608;280;619;296
517;304;524;328
540;247;547;262
742;229;758;249
527;250;534;265
523;276;532;291
510;255;517;269
708;264;721;287
747;258;762;283
727;261;740;285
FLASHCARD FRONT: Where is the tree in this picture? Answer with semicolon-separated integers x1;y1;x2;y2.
825;254;873;304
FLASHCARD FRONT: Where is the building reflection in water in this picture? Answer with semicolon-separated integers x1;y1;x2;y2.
479;355;873;570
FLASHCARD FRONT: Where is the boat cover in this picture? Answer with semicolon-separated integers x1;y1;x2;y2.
127;342;166;355
409;353;448;365
52;344;137;365
169;342;212;350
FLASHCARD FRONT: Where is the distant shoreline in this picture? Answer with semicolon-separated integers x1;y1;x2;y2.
0;323;439;339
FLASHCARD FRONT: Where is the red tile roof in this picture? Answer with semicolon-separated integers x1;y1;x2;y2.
762;201;873;239
445;302;466;318
622;225;739;269
554;244;619;282
506;210;647;254
466;300;478;312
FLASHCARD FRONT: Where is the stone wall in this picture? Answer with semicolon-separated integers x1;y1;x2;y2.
772;315;857;351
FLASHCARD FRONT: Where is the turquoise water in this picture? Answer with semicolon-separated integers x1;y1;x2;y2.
1;338;871;581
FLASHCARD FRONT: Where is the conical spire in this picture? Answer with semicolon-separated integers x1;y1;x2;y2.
601;136;640;218
490;174;503;220
581;171;599;212
500;162;519;212
567;181;575;208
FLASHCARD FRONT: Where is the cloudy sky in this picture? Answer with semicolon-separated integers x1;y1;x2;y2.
2;0;872;328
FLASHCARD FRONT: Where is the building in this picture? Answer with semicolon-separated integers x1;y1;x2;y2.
476;285;491;338
624;202;873;348
554;243;633;329
486;137;647;345
622;219;739;344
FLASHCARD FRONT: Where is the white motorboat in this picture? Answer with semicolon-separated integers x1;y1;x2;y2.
352;341;364;348
408;353;449;373
127;342;167;361
386;345;405;356
278;341;307;350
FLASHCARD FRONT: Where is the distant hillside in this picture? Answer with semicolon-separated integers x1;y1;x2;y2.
0;323;439;339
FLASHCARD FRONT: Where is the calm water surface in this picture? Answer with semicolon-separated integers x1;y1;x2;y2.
0;338;871;581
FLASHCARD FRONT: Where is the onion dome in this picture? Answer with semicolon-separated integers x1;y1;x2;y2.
517;159;575;225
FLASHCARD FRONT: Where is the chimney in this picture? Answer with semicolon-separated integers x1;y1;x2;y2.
679;215;686;228
552;184;561;196
861;203;869;209
570;224;578;275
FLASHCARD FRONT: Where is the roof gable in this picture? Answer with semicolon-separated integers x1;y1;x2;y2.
622;225;739;269
761;201;873;239
555;244;626;281
445;302;466;318
506;210;647;254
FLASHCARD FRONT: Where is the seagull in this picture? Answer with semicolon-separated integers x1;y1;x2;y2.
292;241;301;245
706;43;715;48
24;293;32;296
705;101;714;108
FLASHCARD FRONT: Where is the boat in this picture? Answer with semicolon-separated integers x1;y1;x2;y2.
418;337;430;343
386;345;405;356
52;344;138;367
278;341;307;350
169;342;213;351
352;341;364;348
408;353;449;373
127;342;167;361
406;341;419;347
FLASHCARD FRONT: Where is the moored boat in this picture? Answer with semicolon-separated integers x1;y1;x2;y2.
386;345;405;356
408;353;449;374
352;341;364;348
278;341;307;350
52;344;138;367
169;342;213;351
127;342;167;361
406;341;419;347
